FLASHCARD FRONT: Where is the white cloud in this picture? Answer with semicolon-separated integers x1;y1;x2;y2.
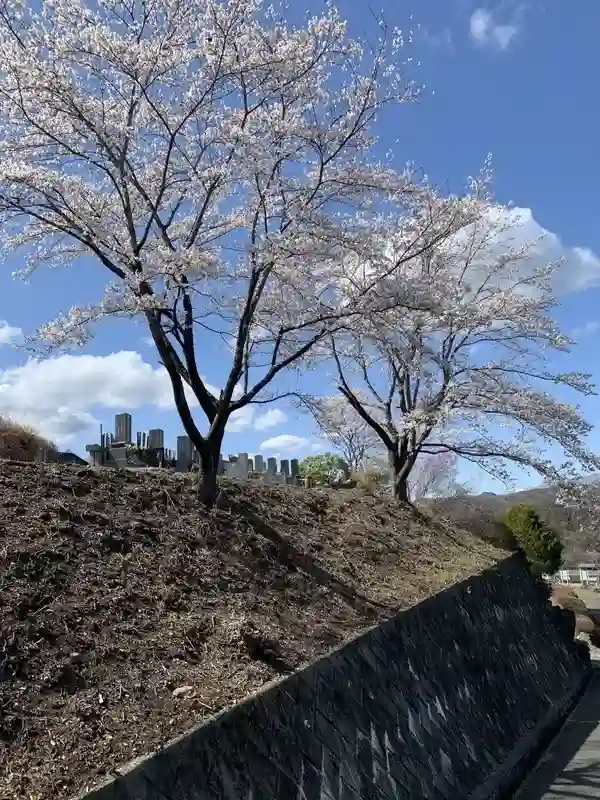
444;205;600;295
0;321;22;345
0;350;254;446
258;434;330;460
39;410;100;442
253;408;288;430
227;405;254;432
259;434;312;455
469;8;520;51
344;201;600;300
572;320;600;340
508;208;600;293
310;441;329;453
421;27;454;52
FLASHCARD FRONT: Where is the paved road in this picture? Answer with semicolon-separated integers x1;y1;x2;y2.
571;587;600;612
516;671;600;799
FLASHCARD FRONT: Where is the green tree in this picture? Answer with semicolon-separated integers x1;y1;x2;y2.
299;453;350;485
504;504;564;576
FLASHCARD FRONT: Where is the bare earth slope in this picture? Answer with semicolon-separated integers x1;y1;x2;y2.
0;461;502;800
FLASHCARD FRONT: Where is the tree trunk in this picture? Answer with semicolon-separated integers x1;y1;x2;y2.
196;437;223;508
389;447;414;504
392;471;410;503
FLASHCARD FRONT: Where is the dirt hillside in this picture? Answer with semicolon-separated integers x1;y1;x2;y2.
0;460;503;800
430;483;600;564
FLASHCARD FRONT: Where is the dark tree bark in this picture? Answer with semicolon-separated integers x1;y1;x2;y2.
195;430;225;508
389;447;415;504
392;470;410;503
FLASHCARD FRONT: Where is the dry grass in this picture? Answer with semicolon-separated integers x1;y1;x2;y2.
350;466;388;495
0;415;57;462
0;461;504;800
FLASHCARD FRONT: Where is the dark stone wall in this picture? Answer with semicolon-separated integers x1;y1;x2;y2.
80;555;590;800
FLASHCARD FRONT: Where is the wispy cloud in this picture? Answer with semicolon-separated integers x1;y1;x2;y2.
572;320;600;340
469;8;521;51
259;434;312;455
253;408;288;431
0;321;22;346
421;27;454;52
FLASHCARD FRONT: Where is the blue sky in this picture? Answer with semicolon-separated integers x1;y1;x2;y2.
0;0;599;493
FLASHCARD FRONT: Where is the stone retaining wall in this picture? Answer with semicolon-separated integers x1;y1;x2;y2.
80;555;590;800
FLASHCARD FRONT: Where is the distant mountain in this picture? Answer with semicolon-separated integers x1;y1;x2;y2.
430;480;600;566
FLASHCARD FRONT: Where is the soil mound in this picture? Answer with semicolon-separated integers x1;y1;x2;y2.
0;461;502;799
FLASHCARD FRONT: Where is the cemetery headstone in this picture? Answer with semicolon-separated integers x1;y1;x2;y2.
114;413;132;444
237;453;249;477
176;436;194;472
148;429;164;449
111;445;128;469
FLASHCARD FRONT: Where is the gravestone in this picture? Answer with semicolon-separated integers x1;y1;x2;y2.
267;457;277;474
111;445;128;469
290;459;299;478
146;447;165;467
176;436;194;472
114;413;132;444
147;428;164;449
280;459;290;477
237;453;249;477
263;471;286;486
254;454;265;473
85;444;104;467
225;459;247;479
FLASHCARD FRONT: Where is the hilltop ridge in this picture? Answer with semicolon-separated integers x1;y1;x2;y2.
432;480;600;564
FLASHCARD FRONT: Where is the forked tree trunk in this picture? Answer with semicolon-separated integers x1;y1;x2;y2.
389;447;415;504
392;471;410;503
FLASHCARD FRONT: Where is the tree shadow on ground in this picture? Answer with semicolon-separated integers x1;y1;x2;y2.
516;671;600;799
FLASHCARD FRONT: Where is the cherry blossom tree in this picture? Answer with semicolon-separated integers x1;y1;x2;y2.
329;166;600;502
352;450;468;500
295;393;383;473
408;451;468;502
297;393;467;496
0;0;459;505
